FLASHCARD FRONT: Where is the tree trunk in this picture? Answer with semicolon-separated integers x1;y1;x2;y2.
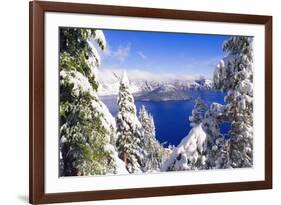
124;152;128;166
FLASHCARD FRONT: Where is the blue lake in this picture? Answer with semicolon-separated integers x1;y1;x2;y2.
101;91;230;147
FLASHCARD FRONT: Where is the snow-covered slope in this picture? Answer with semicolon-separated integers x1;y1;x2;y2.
161;124;207;171
97;71;212;96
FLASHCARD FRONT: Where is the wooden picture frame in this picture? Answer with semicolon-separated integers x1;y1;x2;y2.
29;1;272;204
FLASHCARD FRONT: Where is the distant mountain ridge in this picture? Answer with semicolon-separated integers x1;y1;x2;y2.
98;77;212;96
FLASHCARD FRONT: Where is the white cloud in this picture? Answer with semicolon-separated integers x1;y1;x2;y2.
103;43;131;62
137;51;147;60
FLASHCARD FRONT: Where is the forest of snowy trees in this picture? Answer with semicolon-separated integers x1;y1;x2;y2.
59;27;253;176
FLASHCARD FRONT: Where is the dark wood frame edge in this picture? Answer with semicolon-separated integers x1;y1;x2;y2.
29;1;272;204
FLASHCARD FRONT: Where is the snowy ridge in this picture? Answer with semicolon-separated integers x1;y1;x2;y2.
161;124;207;171
97;71;212;96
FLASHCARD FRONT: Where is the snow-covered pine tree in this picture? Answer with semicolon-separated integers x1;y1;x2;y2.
189;97;208;127
139;105;166;172
213;36;253;168
187;97;208;169
116;71;145;173
59;28;120;176
202;103;230;169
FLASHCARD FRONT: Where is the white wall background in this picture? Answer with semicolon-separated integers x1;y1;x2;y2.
0;0;279;204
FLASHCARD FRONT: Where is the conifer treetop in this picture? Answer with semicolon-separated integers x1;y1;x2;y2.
121;70;129;86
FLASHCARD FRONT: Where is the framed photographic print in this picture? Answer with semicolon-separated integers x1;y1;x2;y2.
29;1;272;204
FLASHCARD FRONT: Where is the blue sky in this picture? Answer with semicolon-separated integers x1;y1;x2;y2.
100;29;231;79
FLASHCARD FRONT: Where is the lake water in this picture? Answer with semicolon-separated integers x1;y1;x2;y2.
101;90;230;147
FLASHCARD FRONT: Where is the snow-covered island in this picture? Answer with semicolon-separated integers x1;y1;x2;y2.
135;84;192;102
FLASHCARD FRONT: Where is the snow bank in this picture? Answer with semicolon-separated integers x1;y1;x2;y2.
161;124;207;171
